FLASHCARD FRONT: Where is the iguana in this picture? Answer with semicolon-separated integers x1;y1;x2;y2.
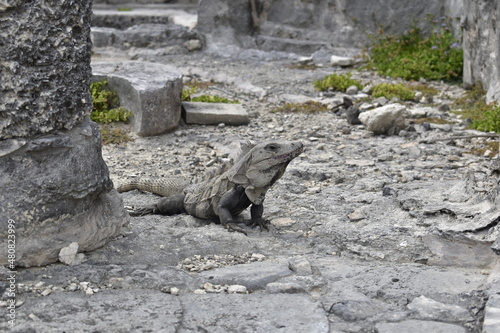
117;141;304;235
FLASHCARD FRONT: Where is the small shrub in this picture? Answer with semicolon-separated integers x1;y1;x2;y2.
371;83;415;101
271;101;327;113
90;80;133;124
472;105;500;133
453;83;500;133
313;73;363;92
365;16;463;81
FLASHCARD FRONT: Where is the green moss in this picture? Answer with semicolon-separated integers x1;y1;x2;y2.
313;73;363;92
371;83;415;101
117;7;132;11
190;95;239;103
453;83;500;133
412;117;451;125
271;101;328;113
288;62;318;71
467;141;499;158
182;85;239;104
99;125;133;145
90;80;133;124
409;83;439;96
365;16;463;81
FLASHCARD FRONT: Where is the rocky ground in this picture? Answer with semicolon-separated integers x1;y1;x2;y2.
4;29;500;333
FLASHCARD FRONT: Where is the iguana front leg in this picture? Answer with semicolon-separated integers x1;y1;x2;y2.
247;203;270;231
218;187;252;235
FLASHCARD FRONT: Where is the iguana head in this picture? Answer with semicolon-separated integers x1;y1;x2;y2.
228;141;304;204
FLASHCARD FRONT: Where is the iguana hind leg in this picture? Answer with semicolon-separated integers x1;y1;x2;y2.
126;194;186;216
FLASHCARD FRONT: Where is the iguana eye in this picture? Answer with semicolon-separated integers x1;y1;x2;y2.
265;143;279;151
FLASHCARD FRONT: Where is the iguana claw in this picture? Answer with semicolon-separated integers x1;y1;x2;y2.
246;218;270;232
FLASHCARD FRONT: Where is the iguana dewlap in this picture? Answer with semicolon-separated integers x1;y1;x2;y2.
117;141;304;235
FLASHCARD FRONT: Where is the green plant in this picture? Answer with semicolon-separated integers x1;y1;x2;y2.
313;73;363;92
100;125;133;145
271;101;328;113
409;83;439;96
365;16;463;81
117;7;132;11
371;83;415;101
181;87;239;104
453;83;500;133
472;105;500;132
181;87;197;101
190;95;239;103
90;80;133;124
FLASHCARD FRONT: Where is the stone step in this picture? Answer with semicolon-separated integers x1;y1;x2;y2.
92;4;198;29
91;23;202;50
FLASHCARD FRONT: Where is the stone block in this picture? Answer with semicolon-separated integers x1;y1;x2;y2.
0;120;129;267
183;102;249;125
92;61;183;136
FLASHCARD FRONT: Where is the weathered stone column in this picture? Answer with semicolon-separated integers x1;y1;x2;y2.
0;0;128;267
463;0;500;102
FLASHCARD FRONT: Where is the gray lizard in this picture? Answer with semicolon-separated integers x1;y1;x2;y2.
117;140;304;235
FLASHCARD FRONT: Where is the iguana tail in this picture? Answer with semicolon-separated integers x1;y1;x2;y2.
117;178;191;197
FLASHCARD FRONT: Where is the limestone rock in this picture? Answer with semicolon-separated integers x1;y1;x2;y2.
346;85;359;95
59;242;82;266
92;61;183;136
407;295;472;322
0;0;93;140
198;261;292;292
180;294;329;332
376;320;466;333
182;102;249;126
463;1;500;103
197;0;256;49
358;104;408;135
0;120;128;267
330;55;355;67
288;257;313;276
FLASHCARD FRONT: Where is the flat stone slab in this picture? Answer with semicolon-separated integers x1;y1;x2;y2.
375;320;466;333
11;290;181;332
182;101;249;125
198;261;293;291
92;61;183;136
179;293;329;332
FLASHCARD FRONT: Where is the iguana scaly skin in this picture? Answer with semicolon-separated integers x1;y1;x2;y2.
117;141;304;234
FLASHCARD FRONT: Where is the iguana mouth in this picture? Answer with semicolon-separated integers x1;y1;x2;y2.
272;143;303;162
